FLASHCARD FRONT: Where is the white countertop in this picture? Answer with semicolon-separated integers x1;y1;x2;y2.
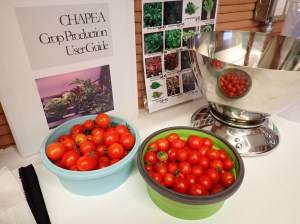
1;97;300;224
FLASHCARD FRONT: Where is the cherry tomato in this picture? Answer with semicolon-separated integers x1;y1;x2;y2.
74;133;88;146
61;138;76;151
167;162;179;174
198;156;210;169
197;175;213;190
70;124;84;135
185;173;197;185
171;138;185;150
147;141;159;152
77;155;97;171
178;161;192;175
223;158;235;171
191;164;204;176
187;149;200;164
62;151;80;169
103;131;119;146
95;113;110;128
46;142;67;161
197;145;210;156
187;135;204;149
176;148;188;162
157;151;168;162
188;183;208;196
203;137;213;148
97;156;110;169
206;149;220;161
151;172;163;184
154;162;168;177
205;168;220;184
163;173;175;187
115;124;129;135
210;159;224;172
83;119;95;130
79;141;96;155
167;148;178;162
91;134;103;146
218;149;229;160
210;183;225;194
156;138;170;151
119;132;135;150
144;151;157;165
95;144;108;157
91;128;104;136
58;134;72;142
173;177;189;194
221;171;235;187
107;143;125;159
166;133;180;143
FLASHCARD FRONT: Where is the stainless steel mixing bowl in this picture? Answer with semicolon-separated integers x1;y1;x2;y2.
187;30;300;127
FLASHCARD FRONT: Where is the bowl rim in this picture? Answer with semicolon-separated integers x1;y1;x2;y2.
40;114;141;180
137;126;245;205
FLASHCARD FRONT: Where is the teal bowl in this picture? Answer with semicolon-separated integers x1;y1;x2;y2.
40;115;140;196
137;126;244;220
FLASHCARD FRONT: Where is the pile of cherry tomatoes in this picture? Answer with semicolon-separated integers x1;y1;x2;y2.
143;133;236;196
219;69;251;98
46;113;136;171
209;59;225;70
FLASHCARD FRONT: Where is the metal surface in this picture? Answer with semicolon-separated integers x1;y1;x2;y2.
191;106;280;156
187;30;300;126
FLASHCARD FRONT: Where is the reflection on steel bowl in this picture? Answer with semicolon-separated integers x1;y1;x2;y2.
187;30;300;125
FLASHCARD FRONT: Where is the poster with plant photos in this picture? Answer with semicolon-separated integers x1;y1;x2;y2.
142;0;218;112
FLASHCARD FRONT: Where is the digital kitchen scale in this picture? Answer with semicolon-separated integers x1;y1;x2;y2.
191;106;280;157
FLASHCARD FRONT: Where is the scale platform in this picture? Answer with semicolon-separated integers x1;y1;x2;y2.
191;106;280;156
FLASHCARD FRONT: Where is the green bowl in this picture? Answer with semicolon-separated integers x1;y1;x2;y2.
137;126;245;220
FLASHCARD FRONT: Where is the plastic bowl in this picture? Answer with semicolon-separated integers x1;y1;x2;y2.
40;115;140;196
137;126;244;220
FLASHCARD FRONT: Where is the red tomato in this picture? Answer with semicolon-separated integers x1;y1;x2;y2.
167;162;179;174
171;138;185;150
144;151;157;165
91;134;103;146
191;164;204;176
62;151;80;169
218;149;229;160
147;141;159;152
163;173;175;187
151;172;163;184
156;138;170;151
176;148;188;162
70;124;84;135
154;162;168;177
107;143;125;159
223;158;235;171
166;133;180;143
77;155;97;171
221;171;235;187
61;138;76;151
103;131;119;146
91;128;104;136
210;159;224;172
167;148;178;162
97;156;110;169
188;183;208;196
205;168;220;184
173;178;189;194
178;161;192;175
210;183;225;194
197;175;213;190
83;119;95;130
187;149;201;164
197;145;210;156
95;113;110;128
95;144;108;157
46;142;67;161
157;151;168;162
203;137;214;148
198;156;210;169
119;132;135;150
185;173;197;185
115;124;129;135
187;135;204;149
206;149;220;161
58;134;72;142
79;141;96;155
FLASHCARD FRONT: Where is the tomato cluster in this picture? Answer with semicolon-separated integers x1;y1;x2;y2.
143;133;236;196
46;113;136;171
209;59;225;70
219;70;251;98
